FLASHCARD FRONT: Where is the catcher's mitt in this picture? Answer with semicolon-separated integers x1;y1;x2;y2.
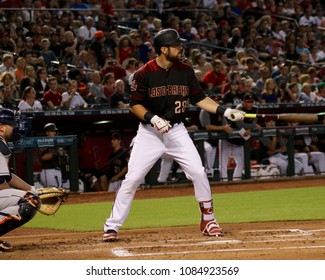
36;187;69;215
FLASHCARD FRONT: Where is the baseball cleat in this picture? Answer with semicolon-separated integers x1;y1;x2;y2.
0;240;13;252
103;230;117;242
200;220;223;236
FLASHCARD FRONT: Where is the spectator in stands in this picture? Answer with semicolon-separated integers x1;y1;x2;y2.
0;31;15;53
61;79;88;109
255;65;271;97
299;4;317;27
295;36;310;56
123;57;138;84
192;52;213;79
34;67;49;100
69;0;91;19
110;79;129;109
102;72;115;101
0;72;19;100
260;78;281;104
89;30;108;69
284;41;299;62
299;82;317;103
216;31;235;56
274;63;290;87
61;30;79;65
0;84;18;110
77;50;94;71
42;76;63;110
40;38;57;67
307;67;320;89
202;59;227;96
14;57;27;86
0;53;15;77
88;71;109;105
221;71;243;96
180;18;198;43
76;63;91;84
241;56;261;82
316;81;325;102
49;31;63;58
68;68;90;100
78;16;96;47
100;0;119;22
100;55;126;81
129;31;154;64
117;34;134;66
20;63;38;93
222;80;243;106
18;86;43;112
13;36;26;55
281;82;300;103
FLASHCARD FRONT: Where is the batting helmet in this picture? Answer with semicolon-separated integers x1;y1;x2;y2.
153;29;186;54
0;108;15;126
44;123;58;132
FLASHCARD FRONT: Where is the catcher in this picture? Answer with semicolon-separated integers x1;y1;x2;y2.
0;109;68;252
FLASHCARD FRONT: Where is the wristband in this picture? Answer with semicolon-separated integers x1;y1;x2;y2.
216;106;226;115
144;112;155;122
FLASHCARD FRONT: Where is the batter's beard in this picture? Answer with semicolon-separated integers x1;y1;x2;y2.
166;50;185;62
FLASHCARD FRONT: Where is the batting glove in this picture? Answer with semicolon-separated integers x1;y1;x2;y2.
150;115;172;134
224;108;245;121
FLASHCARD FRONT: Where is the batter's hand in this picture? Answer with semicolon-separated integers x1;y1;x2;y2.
224;108;245;122
150;115;172;134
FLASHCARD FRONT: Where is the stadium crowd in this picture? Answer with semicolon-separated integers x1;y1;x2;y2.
0;0;324;111
0;0;324;187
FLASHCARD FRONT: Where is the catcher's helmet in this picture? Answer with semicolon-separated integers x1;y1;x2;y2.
153;29;186;54
0;109;29;141
44;123;58;132
0;108;15;126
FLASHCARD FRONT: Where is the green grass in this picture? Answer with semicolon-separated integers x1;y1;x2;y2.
25;186;325;231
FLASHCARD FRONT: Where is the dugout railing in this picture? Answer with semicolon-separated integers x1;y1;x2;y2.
11;135;79;192
143;124;325;185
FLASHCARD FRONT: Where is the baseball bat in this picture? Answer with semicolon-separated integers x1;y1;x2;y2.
244;113;325;123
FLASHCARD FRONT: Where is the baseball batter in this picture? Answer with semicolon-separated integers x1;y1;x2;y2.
0;109;41;252
102;29;245;241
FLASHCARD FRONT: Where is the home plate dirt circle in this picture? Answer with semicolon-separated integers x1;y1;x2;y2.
1;178;325;260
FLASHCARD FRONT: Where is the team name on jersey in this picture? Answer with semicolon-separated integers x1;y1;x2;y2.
150;85;189;98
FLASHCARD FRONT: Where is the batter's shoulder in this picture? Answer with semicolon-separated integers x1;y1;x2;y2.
134;60;158;77
176;60;194;71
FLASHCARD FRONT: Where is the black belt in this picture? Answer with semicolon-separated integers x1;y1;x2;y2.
143;121;181;127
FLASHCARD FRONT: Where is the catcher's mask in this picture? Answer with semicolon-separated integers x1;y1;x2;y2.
0;109;30;142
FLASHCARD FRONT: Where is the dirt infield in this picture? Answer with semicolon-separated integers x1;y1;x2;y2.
1;177;325;260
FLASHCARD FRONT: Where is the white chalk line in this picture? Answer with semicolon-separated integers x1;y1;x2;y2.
112;245;325;257
111;228;325;257
242;228;325;233
111;236;325;252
